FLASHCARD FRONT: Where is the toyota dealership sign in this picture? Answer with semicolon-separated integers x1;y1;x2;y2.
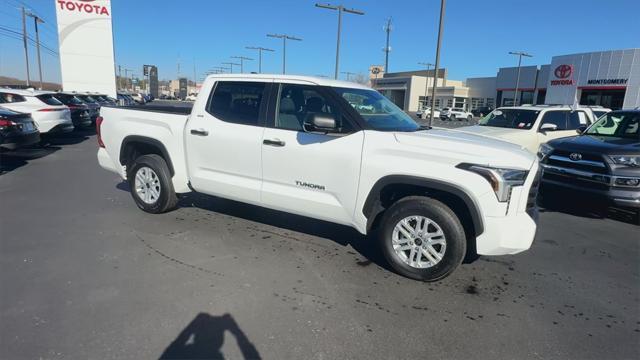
55;0;116;97
550;64;574;86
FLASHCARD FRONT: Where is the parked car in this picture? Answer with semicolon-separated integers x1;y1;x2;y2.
92;94;117;107
440;107;473;121
130;93;146;104
185;93;198;101
0;107;40;150
51;93;92;129
471;106;494;118
416;107;440;120
0;89;73;134
73;94;101;122
584;105;612;119
96;74;540;281
538;109;640;223
457;105;598;154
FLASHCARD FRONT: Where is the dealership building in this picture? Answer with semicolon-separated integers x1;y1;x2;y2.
372;48;640;112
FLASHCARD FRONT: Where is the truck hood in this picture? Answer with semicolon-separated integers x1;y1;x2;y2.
394;128;535;170
548;134;640;154
455;125;530;139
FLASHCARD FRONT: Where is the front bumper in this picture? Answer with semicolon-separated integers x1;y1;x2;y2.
541;164;640;208
475;162;540;255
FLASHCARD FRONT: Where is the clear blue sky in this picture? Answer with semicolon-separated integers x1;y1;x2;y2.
1;0;639;83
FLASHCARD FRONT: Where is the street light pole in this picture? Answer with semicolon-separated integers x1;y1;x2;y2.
428;0;446;128
246;46;274;73
315;3;365;79
267;34;302;74
383;18;392;74
508;51;532;106
231;56;253;74
222;62;240;74
418;62;434;109
21;7;31;87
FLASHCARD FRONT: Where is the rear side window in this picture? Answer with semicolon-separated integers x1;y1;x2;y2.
36;94;63;106
540;111;567;130
0;93;26;103
206;81;266;126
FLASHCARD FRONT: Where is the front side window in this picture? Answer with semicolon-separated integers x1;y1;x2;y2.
207;81;266;126
478;109;539;130
0;93;26;103
586;112;640;139
274;84;353;133
567;111;588;130
540;111;568;130
333;87;419;132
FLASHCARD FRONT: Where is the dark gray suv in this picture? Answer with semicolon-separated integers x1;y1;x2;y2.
538;110;640;223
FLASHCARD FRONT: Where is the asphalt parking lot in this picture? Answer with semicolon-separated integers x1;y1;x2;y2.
1;126;639;359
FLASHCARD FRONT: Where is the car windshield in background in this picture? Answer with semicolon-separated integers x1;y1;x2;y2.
55;94;84;105
478;109;539;130
36;94;64;106
592;110;608;118
333;87;419;132
585;112;640;139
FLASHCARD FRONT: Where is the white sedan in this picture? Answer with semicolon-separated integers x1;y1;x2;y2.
0;89;73;134
416;107;440;120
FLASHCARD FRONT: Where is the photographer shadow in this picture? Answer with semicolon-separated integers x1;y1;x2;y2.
159;313;261;360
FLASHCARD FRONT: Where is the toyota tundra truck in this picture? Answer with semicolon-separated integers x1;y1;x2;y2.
97;74;540;281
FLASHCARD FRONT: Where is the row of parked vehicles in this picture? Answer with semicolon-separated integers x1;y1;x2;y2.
0;88;118;151
117;92;154;106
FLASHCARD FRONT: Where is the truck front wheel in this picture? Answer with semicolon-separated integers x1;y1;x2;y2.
127;154;178;214
377;196;466;281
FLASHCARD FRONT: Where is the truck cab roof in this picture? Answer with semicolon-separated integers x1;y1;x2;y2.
203;73;371;90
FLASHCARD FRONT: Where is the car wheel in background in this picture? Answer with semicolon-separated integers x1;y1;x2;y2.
467;115;473;121
377;196;466;281
127;154;178;214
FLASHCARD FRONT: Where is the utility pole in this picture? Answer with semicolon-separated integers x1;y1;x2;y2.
428;0;446;127
315;3;365;79
26;12;44;89
231;56;254;74
118;65;122;90
508;51;532;106
383;18;392;74
210;66;228;74
418;62;434;109
21;7;31;87
267;33;302;74
222;62;240;74
340;71;356;81
245;46;274;73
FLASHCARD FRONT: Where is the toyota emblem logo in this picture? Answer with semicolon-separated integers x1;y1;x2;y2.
569;153;582;161
554;65;573;79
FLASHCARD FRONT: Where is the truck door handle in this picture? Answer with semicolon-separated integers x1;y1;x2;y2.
263;139;285;147
190;128;209;136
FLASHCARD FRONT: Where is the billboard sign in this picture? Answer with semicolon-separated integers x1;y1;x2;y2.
55;0;117;97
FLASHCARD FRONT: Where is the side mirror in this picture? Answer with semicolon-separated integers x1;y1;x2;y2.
576;125;587;134
539;123;558;133
304;113;337;133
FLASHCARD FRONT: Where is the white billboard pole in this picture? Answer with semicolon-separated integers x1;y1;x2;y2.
55;0;117;97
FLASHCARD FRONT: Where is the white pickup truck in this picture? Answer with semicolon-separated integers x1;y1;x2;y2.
97;74;540;281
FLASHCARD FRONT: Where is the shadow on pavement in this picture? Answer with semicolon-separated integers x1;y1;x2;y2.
0;129;95;175
159;313;261;360
539;190;638;225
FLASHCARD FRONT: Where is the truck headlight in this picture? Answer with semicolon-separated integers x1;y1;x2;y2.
537;143;553;160
458;164;528;202
608;155;640;167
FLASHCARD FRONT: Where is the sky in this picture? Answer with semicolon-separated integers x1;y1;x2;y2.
1;0;639;84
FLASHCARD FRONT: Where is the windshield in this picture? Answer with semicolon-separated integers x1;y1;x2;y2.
333;87;419;131
478;109;539;130
36;94;63;106
592;110;608;118
585;112;640;139
79;96;98;103
55;94;84;105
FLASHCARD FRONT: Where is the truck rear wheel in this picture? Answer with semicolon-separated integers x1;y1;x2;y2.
377;196;466;281
127;154;178;214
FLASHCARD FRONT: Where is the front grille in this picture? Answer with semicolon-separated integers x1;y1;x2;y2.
542;172;610;191
547;150;609;174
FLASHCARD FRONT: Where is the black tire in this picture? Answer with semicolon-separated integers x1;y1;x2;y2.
127;154;178;214
377;196;466;281
450;114;456;121
467;115;473;121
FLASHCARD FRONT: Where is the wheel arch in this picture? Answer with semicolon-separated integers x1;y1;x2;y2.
362;175;484;239
119;135;175;177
